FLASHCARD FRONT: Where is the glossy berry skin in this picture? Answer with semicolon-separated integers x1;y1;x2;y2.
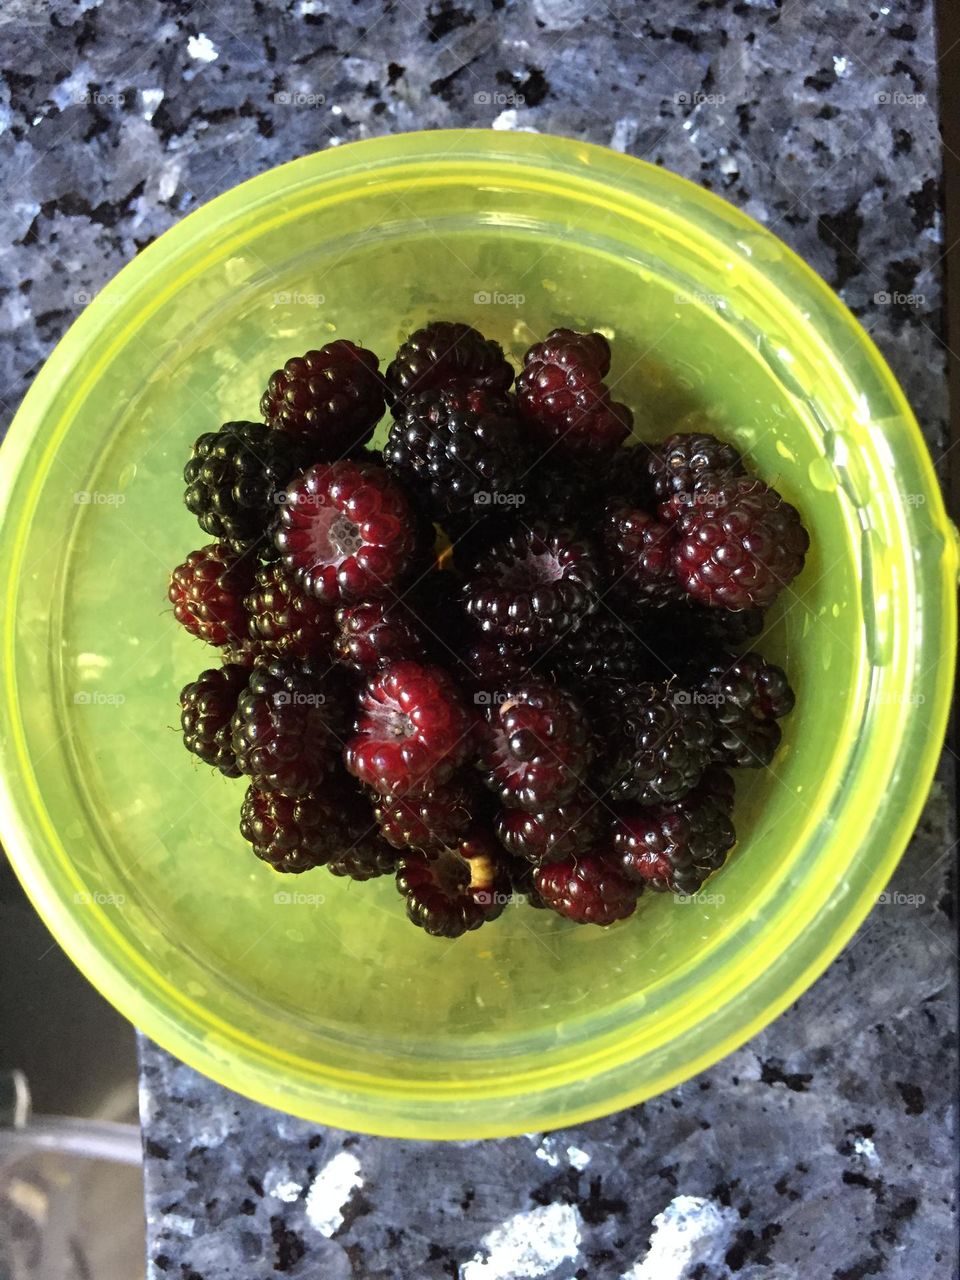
169;543;254;646
548;613;653;683
601;505;684;605
239;783;348;873
463;523;601;650
374;776;479;852
327;840;399;881
260;340;386;454
613;767;736;893
345;661;476;796
495;790;603;864
386;321;514;405
517;328;632;455
231;660;351;796
333;600;423;676
183;420;306;552
245;562;337;660
698;651;794;768
480;682;594;812
672;477;809;610
179;663;249;776
396;830;510;937
453;637;533;701
534;850;640;925
590;679;714;805
648;431;745;504
276;461;420;603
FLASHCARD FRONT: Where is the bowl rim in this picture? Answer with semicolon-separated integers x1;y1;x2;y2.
0;128;955;1138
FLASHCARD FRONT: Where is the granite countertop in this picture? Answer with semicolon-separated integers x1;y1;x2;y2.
2;2;956;1277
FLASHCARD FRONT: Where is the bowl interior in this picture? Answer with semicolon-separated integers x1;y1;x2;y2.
1;133;952;1136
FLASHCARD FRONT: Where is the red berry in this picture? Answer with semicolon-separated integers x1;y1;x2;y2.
276;460;420;603
534;850;640;925
517;328;632;455
260;340;386;454
480;682;594;812
386;321;514;404
334;599;424;676
345;661;476;795
245;562;337;660
396;829;511;937
601;504;684;604
672;477;808;610
374;776;479;852
495;791;603;864
463;523;601;650
169;543;254;646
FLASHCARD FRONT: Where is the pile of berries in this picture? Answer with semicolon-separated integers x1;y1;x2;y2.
169;322;808;938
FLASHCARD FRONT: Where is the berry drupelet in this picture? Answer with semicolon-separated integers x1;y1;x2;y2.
534;850;640;925
396;830;510;937
463;522;601;650
548;611;653;683
245;561;337;660
183;421;306;552
601;504;684;605
386;321;514;406
697;651;795;767
374;775;480;852
231;660;352;796
169;543;255;646
276;460;420;603
480;681;594;812
516;328;632;455
260;340;386;455
495;790;603;864
240;782;347;873
384;384;528;519
333;599;424;676
647;430;746;505
179;663;250;776
613;766;736;894
672;476;809;610
345;660;476;796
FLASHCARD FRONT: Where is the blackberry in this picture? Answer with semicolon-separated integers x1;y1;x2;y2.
613;767;736;893
231;660;352;796
179;663;249;776
374;776;479;852
183;421;306;552
480;681;594;811
648;430;746;504
260;340;386;454
384;385;529;519
240;783;348;873
169;543;255;647
327;840;399;881
396;831;510;937
518;455;610;527
548;612;654;683
516;328;632;455
672;477;809;610
386;321;514;406
534;850;640;925
453;637;535;700
334;599;424;676
463;522;601;650
602;442;658;509
589;678;713;805
245;562;337;660
495;790;603;864
601;505;684;605
698;651;794;767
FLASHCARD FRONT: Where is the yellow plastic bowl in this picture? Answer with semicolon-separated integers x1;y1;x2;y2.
0;131;955;1138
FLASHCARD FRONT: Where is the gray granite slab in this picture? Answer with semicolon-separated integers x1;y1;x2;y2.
0;1;955;1277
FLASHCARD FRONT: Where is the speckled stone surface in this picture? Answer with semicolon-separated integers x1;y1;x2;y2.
1;1;956;1277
